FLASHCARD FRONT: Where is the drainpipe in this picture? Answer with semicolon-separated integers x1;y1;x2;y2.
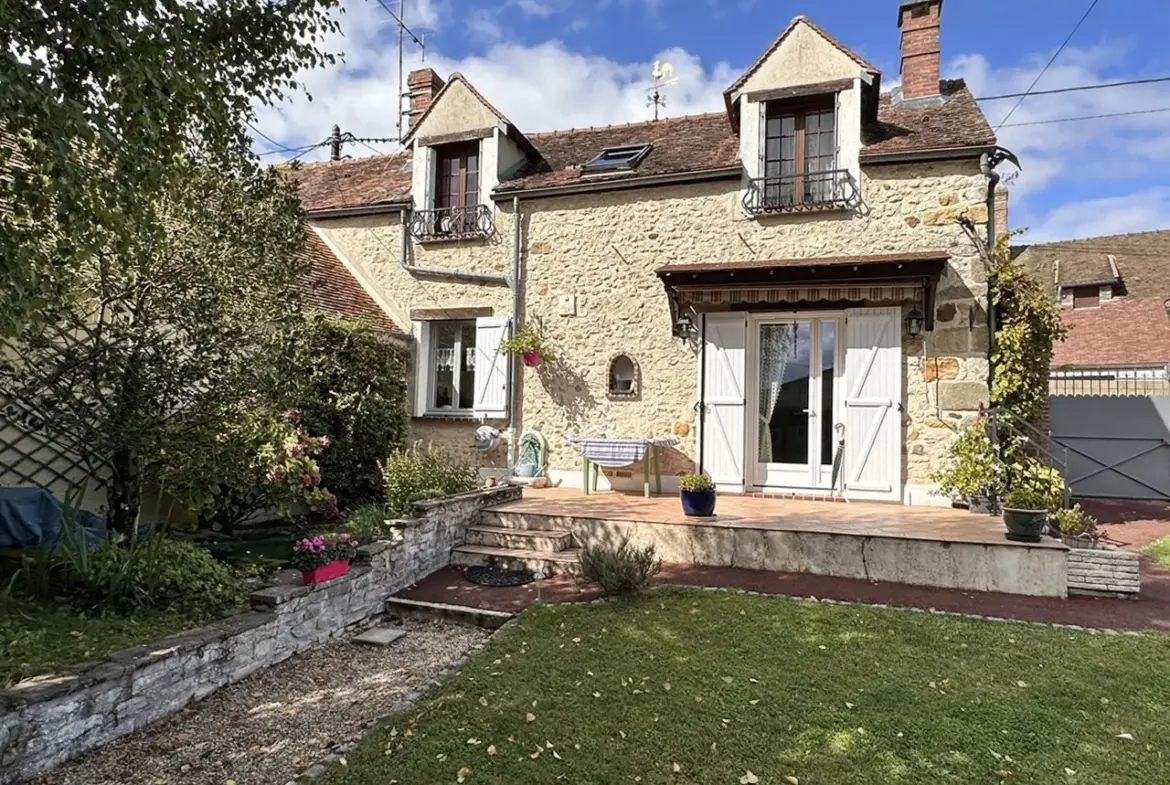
508;196;523;478
979;146;1019;393
396;208;511;285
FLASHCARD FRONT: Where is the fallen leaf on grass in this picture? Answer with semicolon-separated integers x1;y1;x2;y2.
740;771;759;784
722;676;734;683
785;777;799;785
749;699;760;706
525;713;535;722
673;763;681;773
749;678;759;684
1117;733;1134;740
1065;768;1077;776
1016;681;1028;688
467;738;481;745
530;749;541;760
487;746;497;756
457;766;471;783
845;702;855;709
552;750;562;760
663;682;671;691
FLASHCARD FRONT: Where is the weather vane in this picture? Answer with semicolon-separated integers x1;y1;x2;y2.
647;60;678;121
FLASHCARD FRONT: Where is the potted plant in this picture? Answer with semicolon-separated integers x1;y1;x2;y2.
679;473;717;517
1001;459;1064;543
499;324;553;368
1053;504;1099;548
291;532;360;585
933;421;997;514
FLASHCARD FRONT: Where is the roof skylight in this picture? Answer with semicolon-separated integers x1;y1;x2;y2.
583;143;652;172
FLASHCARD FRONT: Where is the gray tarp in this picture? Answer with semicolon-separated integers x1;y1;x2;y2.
0;486;107;550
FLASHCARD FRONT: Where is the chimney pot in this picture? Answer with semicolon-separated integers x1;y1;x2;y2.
406;68;445;133
897;0;942;102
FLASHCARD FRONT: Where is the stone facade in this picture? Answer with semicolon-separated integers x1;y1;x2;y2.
0;485;518;784
314;160;991;497
1066;545;1141;596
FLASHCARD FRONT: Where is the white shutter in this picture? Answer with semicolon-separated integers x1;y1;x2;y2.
473;317;510;418
412;321;431;417
842;307;902;501
700;313;747;490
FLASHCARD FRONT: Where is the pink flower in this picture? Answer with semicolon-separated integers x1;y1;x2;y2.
300;473;315;487
287;443;306;458
268;467;287;483
286;409;301;425
318;435;330;448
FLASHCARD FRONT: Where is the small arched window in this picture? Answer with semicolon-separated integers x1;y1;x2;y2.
607;354;639;399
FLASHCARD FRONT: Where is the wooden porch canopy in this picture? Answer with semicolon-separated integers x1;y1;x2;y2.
656;250;948;333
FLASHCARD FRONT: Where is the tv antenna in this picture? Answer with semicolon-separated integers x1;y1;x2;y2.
387;0;427;144
647;60;678;121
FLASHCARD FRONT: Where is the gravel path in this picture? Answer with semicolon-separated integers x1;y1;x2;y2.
37;619;491;785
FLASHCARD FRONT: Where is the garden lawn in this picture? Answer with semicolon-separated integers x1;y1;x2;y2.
326;588;1170;785
0;605;198;686
1142;536;1170;569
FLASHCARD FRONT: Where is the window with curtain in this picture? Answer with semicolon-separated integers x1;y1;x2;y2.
434;142;480;233
763;99;836;207
429;320;477;411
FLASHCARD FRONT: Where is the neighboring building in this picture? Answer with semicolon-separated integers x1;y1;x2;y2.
290;1;1002;504
1015;229;1170;396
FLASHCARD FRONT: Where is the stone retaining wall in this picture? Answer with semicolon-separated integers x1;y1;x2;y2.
0;484;518;784
1066;546;1141;597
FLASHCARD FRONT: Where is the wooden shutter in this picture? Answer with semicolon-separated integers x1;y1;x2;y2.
842;307;901;501
700;313;747;490
412;321;431;417
473;317;510;418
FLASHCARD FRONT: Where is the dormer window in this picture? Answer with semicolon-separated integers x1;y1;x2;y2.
411;140;493;241
583;143;652;172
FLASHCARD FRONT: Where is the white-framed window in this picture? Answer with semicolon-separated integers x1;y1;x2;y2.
414;316;509;418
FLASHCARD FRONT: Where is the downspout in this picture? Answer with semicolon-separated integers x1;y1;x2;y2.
508;196;523;477
397;208;511;285
697;313;707;476
980;151;1001;393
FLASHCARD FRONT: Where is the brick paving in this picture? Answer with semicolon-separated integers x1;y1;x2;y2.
397;561;1170;631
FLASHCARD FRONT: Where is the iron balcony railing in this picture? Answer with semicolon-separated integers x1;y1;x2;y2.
409;205;494;241
742;168;860;215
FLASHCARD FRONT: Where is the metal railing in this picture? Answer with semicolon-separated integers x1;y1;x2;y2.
408;205;493;241
742;169;860;215
985;405;1072;511
1049;366;1170;397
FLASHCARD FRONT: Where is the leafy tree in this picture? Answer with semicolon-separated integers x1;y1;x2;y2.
0;163;309;538
0;0;339;333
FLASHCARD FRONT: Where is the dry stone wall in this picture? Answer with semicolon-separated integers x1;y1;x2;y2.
0;485;518;784
1066;545;1141;596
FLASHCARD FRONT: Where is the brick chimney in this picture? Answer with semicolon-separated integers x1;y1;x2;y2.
898;0;942;103
407;68;445;132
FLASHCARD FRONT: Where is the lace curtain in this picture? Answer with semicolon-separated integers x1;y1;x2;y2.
758;323;796;462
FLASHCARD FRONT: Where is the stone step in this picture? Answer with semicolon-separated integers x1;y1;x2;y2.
478;509;579;532
384;597;514;628
465;525;572;552
451;543;582;576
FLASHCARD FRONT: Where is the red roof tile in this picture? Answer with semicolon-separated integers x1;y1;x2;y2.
1052;299;1170;368
287;153;412;213
861;80;995;155
301;231;401;332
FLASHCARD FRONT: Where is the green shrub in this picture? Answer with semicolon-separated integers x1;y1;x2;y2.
933;420;996;500
1002;457;1065;512
1053;505;1098;538
579;539;661;598
381;444;480;517
59;533;245;617
290;315;410;508
1143;537;1170;569
679;473;714;492
346;504;392;542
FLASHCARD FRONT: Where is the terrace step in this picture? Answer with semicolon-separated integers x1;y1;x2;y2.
384;597;514;628
478;509;579;532
464;525;572;552
451;543;582;576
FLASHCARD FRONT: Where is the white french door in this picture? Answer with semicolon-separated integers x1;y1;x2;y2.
748;314;842;490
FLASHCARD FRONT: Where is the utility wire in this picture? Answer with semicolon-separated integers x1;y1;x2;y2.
246;121;307;154
977;76;1170;101
998;106;1170;128
994;0;1100;130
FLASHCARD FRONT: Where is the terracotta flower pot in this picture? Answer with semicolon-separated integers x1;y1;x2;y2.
522;350;542;368
302;559;350;585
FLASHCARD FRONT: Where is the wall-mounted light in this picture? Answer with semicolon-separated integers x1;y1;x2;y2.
905;304;925;338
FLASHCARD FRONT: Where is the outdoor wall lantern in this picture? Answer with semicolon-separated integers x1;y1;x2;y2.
905;305;925;338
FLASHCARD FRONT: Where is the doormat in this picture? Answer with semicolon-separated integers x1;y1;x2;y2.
464;565;537;587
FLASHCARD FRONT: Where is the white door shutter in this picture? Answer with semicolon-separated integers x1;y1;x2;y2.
842;307;902;500
412;321;431;418
473;317;510;418
700;313;747;490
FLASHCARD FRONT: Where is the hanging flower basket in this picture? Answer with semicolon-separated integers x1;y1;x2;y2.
500;324;553;368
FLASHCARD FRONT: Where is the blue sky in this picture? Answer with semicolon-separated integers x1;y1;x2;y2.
255;0;1170;243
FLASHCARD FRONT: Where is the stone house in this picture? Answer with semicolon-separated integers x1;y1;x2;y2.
1016;229;1170;396
291;1;1005;505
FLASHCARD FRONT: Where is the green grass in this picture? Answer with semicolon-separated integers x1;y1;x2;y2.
325;588;1170;785
1142;536;1170;569
0;605;199;686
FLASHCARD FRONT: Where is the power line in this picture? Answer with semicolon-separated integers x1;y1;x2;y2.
998;106;1170;128
994;0;1100;130
246;121;306;154
978;76;1170;102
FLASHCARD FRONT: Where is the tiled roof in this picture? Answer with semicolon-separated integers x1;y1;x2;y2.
657;249;949;275
1016;229;1170;368
301;230;401;332
1052;299;1170;368
288;153;412;213
1016;229;1170;298
289;80;992;210
861;80;995;155
723;16;880;102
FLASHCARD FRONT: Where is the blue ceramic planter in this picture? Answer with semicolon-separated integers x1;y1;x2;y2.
680;489;716;517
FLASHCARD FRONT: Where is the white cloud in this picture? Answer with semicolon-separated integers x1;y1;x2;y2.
1022;188;1170;243
512;0;555;18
